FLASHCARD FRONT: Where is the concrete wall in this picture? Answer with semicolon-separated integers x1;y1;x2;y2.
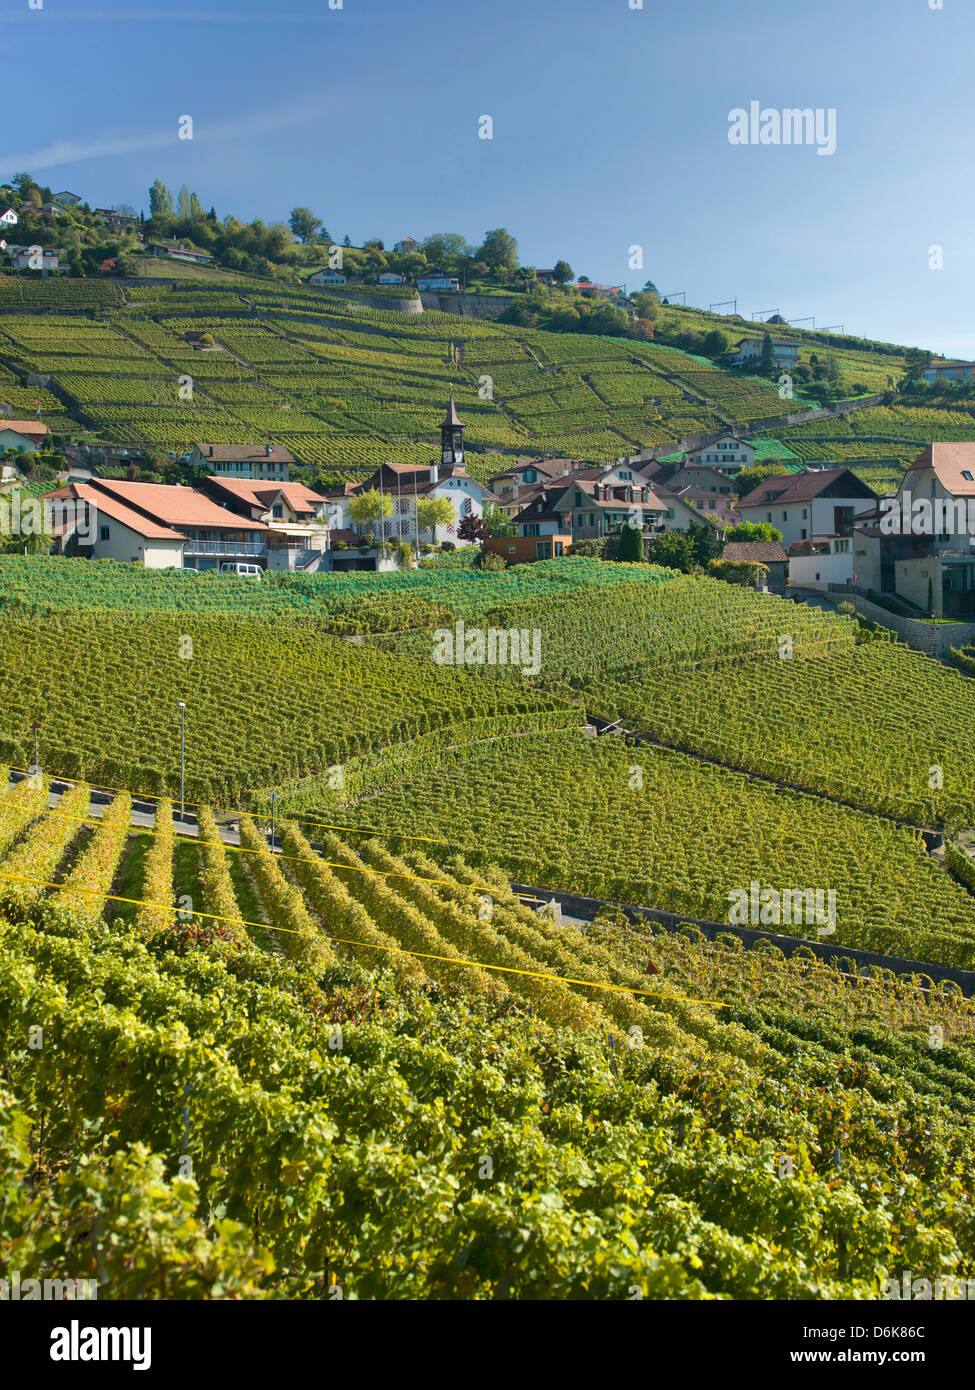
419;291;517;319
789;549;853;589
852;593;975;657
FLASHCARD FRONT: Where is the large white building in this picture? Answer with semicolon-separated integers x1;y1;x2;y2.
737;466;877;549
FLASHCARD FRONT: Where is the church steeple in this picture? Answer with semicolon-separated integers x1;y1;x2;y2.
441;388;464;469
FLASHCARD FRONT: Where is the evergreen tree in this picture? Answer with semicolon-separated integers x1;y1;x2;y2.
759;331;776;377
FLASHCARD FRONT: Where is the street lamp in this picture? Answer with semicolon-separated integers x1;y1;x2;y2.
176;702;186;823
30;720;39;773
270;788;278;852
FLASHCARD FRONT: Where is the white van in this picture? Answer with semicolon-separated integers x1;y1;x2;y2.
220;562;263;578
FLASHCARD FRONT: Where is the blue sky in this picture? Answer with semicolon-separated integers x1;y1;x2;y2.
2;0;972;356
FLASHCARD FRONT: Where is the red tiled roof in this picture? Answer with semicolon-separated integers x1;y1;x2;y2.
905;443;975;497
194;442;294;464
737;467;871;509
44;484;185;541
0;420;50;436
90;478;267;531
205;476;327;513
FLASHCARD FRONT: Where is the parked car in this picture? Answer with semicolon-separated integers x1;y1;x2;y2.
219;561;262;578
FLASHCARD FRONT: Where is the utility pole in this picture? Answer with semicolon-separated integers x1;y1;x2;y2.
176;701;185;823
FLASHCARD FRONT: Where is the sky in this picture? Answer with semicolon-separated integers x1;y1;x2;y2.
1;0;972;357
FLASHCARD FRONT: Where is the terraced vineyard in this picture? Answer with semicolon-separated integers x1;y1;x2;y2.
0;275;919;476
5;774;975;1299
0;608;576;801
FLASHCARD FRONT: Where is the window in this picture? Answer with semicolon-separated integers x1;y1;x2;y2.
272;504;283;519
524;470;537;483
574;492;582;507
553;540;564;557
802;509;808;519
524;523;540;537
99;525;110;541
767;512;773;523
782;512;788;521
963;470;974;482
800;528;807;540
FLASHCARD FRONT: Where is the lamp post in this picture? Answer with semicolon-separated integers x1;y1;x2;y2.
270;788;278;852
176;701;186;823
31;720;39;772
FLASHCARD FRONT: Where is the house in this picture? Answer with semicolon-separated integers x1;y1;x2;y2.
0;421;50;452
95;208;139;234
573;282;622;298
0;209;17;227
417;274;460;291
653;489;728;537
200;476;332;571
787;536;855;592
378;272;405;285
731;337;800;369
668;485;739;530
392;238;422;255
44;477;269;570
307;268;347;285
507;463;671;541
535;269;557;285
5;246;62;272
736;467;878;549
667;463;739;498
38;202;65;218
52;192;82;208
921;360;975;384
327;398;498;553
721;540;789;593
488;458;589;511
148;242;212;266
853;443;975;619
484;529;572;565
683;436;756;472
188;442;294;481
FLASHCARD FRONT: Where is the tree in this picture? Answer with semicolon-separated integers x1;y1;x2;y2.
481;501;514;538
457;513;486;543
759;331;776;377
645;530;695;571
552;260;573;287
416;494;454;542
619;522;644;562
726;521;783;542
188;192;204;219
732;461;790;499
687;519;719;566
903;347;932;384
642;280;659;294
628;318;655;342
632;290;659;322
176;184;192;219
709;557;768;587
289;208;322;243
346;489;392;547
477;228;518;272
422;233;471;269
702;328;729;358
149;179;173;217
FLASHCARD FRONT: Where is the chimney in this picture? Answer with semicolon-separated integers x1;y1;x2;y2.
265;442;272;456
430;463;439;485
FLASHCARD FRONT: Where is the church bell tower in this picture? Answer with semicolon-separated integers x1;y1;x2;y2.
440;389;464;470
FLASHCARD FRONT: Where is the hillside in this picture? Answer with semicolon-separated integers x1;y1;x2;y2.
3;271;970;492
5;785;975;1299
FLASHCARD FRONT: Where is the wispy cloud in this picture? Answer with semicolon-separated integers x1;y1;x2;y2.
0;98;335;174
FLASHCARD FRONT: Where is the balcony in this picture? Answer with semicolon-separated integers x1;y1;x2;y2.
183;538;268;556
